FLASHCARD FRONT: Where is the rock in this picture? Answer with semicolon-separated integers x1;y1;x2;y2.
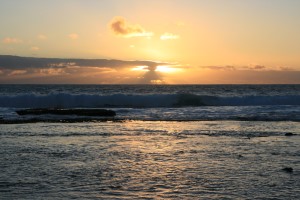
282;167;293;173
285;133;294;136
16;108;116;117
175;150;184;155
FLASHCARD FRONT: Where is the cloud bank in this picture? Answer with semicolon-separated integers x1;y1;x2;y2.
1;55;299;84
199;65;295;71
0;55;166;70
0;55;171;83
110;17;153;38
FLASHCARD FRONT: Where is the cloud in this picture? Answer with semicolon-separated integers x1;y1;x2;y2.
0;55;174;83
37;34;47;40
38;68;68;76
30;46;40;51
200;65;236;71
200;65;265;71
160;33;180;40
139;68;164;84
8;70;27;76
2;37;22;44
0;55;168;70
278;66;294;71
110;16;153;38
251;65;266;70
199;64;296;71
1;56;300;84
68;33;79;40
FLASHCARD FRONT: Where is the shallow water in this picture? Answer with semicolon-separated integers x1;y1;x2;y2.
0;121;299;199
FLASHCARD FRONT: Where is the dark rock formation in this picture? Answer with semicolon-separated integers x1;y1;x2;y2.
285;132;294;136
282;167;293;173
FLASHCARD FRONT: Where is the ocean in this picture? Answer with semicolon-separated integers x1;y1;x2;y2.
0;84;299;199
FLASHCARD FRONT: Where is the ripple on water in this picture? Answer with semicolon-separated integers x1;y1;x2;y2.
0;121;299;199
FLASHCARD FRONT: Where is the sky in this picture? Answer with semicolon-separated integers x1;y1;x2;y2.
0;0;300;84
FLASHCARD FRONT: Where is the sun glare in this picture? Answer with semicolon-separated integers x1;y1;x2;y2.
131;65;183;74
131;66;149;71
155;66;181;73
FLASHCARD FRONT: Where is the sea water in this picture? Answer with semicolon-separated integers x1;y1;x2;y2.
0;84;299;199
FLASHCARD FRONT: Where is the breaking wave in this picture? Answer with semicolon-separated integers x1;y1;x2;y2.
1;93;300;108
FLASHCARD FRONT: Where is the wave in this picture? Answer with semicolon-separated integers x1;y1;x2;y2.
0;93;300;108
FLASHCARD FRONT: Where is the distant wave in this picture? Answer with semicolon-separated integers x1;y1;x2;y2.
0;93;300;108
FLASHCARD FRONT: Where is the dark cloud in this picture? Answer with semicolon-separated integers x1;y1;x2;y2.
139;66;163;84
110;17;153;37
0;55;171;84
0;55;167;70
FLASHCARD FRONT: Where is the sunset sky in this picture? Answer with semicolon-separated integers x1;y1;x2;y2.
0;0;300;84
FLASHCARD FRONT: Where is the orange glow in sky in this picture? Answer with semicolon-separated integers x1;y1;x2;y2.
0;0;300;84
